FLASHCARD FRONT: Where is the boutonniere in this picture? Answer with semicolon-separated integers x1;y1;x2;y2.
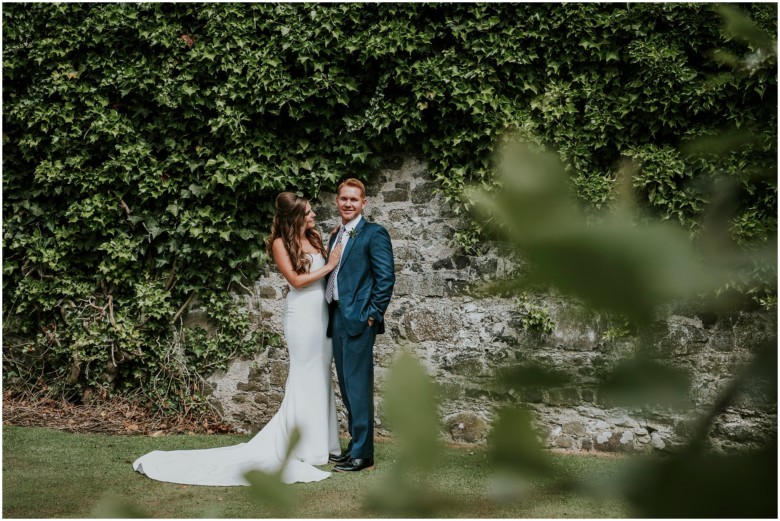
347;229;359;239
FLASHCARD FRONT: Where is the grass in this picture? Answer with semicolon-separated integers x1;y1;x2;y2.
3;425;632;518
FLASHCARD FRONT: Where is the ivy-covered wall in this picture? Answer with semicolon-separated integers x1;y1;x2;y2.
2;4;776;412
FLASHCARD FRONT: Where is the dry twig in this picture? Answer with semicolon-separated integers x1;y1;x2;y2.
2;390;235;436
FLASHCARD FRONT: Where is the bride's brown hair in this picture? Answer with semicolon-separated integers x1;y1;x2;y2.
265;192;327;274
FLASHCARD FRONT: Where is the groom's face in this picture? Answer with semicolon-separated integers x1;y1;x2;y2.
336;186;366;224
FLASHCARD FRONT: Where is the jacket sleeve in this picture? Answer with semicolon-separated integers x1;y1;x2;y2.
368;225;395;322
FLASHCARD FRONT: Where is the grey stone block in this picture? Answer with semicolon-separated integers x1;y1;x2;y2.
411;182;437;204
432;258;453;270
383;189;409;203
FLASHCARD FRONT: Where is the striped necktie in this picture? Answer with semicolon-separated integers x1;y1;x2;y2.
324;225;346;304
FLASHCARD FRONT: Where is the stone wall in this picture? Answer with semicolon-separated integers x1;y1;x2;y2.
204;156;776;454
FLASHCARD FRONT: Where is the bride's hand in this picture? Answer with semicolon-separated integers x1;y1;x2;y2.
327;243;343;269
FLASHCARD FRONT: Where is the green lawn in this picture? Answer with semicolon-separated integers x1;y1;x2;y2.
3;425;631;518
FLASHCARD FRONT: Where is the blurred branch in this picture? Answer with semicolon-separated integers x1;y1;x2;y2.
686;340;777;453
171;291;197;324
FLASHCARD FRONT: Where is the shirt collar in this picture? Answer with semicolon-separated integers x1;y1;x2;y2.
343;214;363;232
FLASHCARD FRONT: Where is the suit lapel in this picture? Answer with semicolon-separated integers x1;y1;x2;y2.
340;218;367;265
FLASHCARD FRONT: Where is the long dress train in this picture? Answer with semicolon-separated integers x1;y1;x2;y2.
132;254;340;485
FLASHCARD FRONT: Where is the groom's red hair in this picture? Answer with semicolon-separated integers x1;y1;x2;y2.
337;178;366;198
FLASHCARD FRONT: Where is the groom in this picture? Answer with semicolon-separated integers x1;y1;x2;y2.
325;178;395;472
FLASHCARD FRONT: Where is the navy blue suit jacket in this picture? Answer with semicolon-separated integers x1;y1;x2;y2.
326;218;395;337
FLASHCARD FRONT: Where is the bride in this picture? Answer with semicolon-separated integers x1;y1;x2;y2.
133;192;343;485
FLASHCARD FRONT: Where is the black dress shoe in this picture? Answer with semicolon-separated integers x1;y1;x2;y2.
333;458;375;472
328;451;350;464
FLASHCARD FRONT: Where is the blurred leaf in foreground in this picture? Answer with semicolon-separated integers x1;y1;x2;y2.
624;440;777;518
497;363;572;389
366;351;453;517
383;351;440;470
681;128;766;158
90;497;148;518
598;355;693;410
244;427;301;516
714;4;776;52
244;469;299;515
619;339;778;517
686;340;778;451
469;142;709;325
488;407;551;476
486;406;554;503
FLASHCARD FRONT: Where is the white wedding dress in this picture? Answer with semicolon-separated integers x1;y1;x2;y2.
133;253;340;485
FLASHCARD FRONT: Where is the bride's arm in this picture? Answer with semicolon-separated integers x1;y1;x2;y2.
272;238;342;289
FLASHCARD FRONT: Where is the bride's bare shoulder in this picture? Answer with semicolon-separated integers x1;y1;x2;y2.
272;237;290;257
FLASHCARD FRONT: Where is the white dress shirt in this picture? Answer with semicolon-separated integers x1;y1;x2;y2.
332;213;362;302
